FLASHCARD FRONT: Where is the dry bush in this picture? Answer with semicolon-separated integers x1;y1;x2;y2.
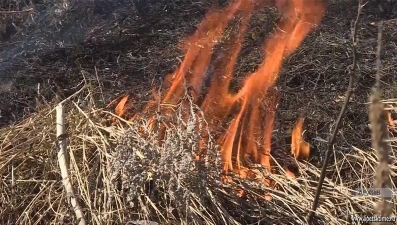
108;100;224;224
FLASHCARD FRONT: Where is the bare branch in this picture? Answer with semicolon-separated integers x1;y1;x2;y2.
307;0;365;223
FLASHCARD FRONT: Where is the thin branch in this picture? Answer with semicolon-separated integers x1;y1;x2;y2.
371;21;393;225
56;103;86;225
45;85;86;116
0;7;34;14
307;1;365;223
374;22;382;91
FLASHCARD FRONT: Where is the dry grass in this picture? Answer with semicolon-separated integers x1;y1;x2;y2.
0;0;396;224
0;82;396;225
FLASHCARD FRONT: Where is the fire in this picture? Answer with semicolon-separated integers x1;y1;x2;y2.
291;117;310;160
110;0;325;189
386;107;395;128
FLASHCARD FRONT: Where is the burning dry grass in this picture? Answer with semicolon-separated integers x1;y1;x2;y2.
0;85;396;224
111;0;327;192
0;0;396;224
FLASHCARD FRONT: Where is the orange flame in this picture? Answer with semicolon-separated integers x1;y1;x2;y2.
386;110;395;128
291;117;310;160
110;0;325;189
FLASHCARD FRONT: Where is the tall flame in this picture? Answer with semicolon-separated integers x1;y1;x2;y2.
111;0;325;186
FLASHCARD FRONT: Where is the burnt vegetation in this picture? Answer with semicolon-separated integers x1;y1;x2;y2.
0;0;396;224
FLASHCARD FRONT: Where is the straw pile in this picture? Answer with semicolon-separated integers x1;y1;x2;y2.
1;88;396;224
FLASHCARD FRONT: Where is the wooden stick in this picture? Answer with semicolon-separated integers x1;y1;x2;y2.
56;103;86;225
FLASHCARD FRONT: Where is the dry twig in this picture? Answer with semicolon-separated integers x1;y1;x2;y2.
308;0;365;223
0;7;34;14
56;103;86;225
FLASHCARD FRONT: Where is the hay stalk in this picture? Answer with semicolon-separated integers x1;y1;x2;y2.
56;103;86;225
370;21;393;225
